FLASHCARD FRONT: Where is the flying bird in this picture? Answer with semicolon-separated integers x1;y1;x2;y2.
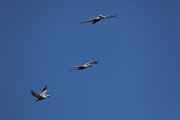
72;59;98;71
31;85;50;102
80;14;117;24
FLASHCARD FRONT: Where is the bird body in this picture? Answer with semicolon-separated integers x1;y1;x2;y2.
31;85;50;102
81;14;117;24
73;59;98;71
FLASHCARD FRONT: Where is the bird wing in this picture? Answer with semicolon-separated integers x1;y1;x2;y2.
80;20;93;24
31;90;41;99
71;64;88;71
74;65;85;69
86;59;98;65
41;85;47;92
40;90;47;96
39;85;48;96
91;20;100;24
80;18;97;24
72;65;80;69
104;14;117;19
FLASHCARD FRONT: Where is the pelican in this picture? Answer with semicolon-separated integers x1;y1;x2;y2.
81;14;117;24
73;59;98;71
31;85;50;102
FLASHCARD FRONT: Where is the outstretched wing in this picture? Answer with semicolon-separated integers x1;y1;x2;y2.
31;90;41;99
42;85;47;92
80;20;94;24
40;85;48;96
80;16;99;24
91;19;100;24
86;59;98;65
81;19;101;24
72;65;86;70
105;14;118;19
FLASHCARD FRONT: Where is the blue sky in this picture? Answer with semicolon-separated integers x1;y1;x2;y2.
0;0;180;120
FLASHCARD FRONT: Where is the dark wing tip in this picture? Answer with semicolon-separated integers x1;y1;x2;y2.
30;90;33;94
92;60;98;64
31;90;37;97
94;60;98;64
42;85;47;91
88;59;98;64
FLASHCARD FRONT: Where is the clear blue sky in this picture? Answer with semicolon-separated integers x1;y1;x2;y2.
0;0;180;120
